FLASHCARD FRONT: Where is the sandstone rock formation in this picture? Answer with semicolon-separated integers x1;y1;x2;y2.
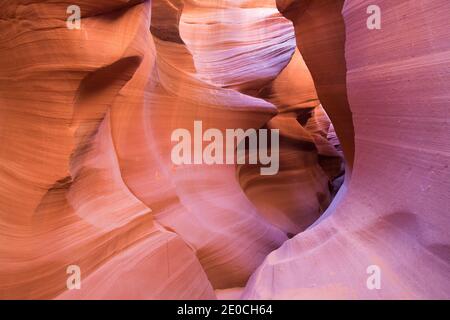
243;0;450;299
0;0;214;299
0;0;448;300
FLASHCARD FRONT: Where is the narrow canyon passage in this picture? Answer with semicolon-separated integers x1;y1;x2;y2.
0;0;448;300
146;0;347;295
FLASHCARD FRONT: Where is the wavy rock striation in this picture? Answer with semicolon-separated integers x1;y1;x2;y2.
0;0;213;299
0;0;448;300
242;0;450;299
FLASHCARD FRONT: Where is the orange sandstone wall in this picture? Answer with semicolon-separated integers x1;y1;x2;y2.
0;0;448;300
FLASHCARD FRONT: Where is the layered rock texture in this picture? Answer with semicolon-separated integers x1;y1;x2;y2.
243;0;450;299
0;0;448;299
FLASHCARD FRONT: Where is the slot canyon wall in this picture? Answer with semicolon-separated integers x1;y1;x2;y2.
0;0;448;299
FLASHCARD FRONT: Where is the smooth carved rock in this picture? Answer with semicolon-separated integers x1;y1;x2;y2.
0;0;213;299
0;0;448;300
277;0;355;172
242;0;450;299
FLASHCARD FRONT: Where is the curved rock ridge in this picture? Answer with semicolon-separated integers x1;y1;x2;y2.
178;0;343;237
277;0;355;172
180;0;295;92
1;0;335;298
242;0;450;299
237;47;344;235
1;0;448;300
0;0;214;299
124;0;287;290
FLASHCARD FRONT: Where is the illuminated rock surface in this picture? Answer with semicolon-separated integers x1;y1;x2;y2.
242;0;450;299
0;0;448;299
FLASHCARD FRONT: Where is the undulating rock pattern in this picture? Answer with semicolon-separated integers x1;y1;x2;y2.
0;0;448;300
0;0;214;299
277;0;355;172
243;0;450;299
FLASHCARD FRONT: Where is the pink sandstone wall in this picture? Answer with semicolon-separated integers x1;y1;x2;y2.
0;0;448;299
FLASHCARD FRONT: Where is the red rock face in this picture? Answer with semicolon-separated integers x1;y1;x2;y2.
243;0;450;299
0;0;448;299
